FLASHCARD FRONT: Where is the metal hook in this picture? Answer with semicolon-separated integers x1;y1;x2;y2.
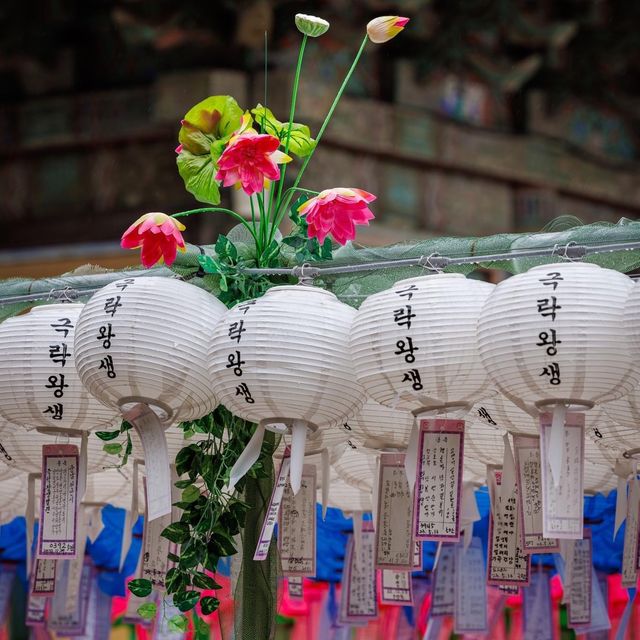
46;287;78;303
551;241;587;262
292;263;319;286
418;253;449;272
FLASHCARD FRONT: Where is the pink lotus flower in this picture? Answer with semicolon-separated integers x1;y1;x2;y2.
121;212;186;268
215;132;291;196
367;16;410;43
298;188;376;245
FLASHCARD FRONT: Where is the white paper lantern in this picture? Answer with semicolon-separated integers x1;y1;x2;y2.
331;446;377;493
320;470;372;514
75;277;225;424
343;399;415;452
350;274;495;414
0;473;28;524
210;285;366;492
0;304;118;431
0;420;114;474
84;465;146;511
477;263;637;410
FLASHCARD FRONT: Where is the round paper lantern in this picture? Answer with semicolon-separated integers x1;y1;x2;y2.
350;274;494;414
320;470;372;514
0;304;118;431
598;393;640;455
0;419;114;474
75;277;225;424
210;285;366;491
477;263;637;411
0;473;28;524
343;399;415;452
84;465;146;511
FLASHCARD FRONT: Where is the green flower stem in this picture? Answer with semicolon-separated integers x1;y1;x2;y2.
279;34;369;222
249;196;261;256
255;193;268;264
270;33;308;246
171;208;259;246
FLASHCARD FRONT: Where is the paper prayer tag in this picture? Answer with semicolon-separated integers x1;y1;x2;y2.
375;453;414;569
26;591;47;627
254;448;290;561
522;569;553;640
430;543;456;616
48;560;93;635
379;569;413;605
567;529;592;627
539;412;585;539
513;434;559;553
32;558;56;596
571;566;611;636
141;478;172;590
128;405;172;521
413;419;464;541
278;463;316;576
287;576;304;599
621;477;639;588
38;444;79;558
338;527;377;623
454;537;488;634
0;567;15;622
413;541;422;569
487;466;530;586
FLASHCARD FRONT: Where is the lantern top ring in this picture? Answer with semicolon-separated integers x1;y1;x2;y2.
534;399;595;412
260;418;319;435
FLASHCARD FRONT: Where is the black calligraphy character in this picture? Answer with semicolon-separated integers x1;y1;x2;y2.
235;382;255;404
477;406;497;426
536;329;562;356
402;368;423;391
115;278;135;292
104;296;123;317
394;337;418;363
393;305;416;329
97;324;116;349
237;300;257;315
48;343;70;367
538;272;563;291
536;297;561;321
228;320;246;343
226;350;245;376
99;355;117;379
42;402;64;420
394;284;418;300
45;375;68;398
539;362;561;385
50;318;73;339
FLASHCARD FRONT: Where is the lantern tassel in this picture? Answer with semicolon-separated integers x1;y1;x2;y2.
26;473;36;575
353;511;363;559
321;448;330;520
404;418;420;491
228;423;266;493
290;420;307;495
500;433;516;520
78;431;88;503
120;460;138;572
614;459;634;540
371;455;380;532
460;482;480;552
548;403;567;488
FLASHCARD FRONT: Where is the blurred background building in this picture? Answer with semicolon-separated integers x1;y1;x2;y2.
0;0;638;277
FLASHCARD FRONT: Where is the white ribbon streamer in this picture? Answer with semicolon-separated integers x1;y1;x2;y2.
500;434;516;520
548;403;567;488
321;448;330;520
78;432;88;503
26;473;38;576
614;459;635;540
460;482;481;551
352;511;363;559
119;461;138;572
227;423;266;493
404;419;420;491
289;420;308;495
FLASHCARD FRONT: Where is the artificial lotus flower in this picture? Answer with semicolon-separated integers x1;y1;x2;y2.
298;188;376;246
215;133;291;196
366;16;409;43
121;212;186;268
295;14;330;37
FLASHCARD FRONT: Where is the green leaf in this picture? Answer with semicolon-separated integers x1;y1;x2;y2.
181;96;244;143
181;485;201;503
174;590;200;612
177;151;221;206
161;522;191;544
282;235;305;249
200;596;220;615
215;235;238;261
103;443;122;455
128;579;153;598
168;614;189;632
95;430;121;441
137;602;157;620
250;105;315;157
192;572;223;590
165;568;189;594
174;479;192;490
175;445;200;476
289;195;310;226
